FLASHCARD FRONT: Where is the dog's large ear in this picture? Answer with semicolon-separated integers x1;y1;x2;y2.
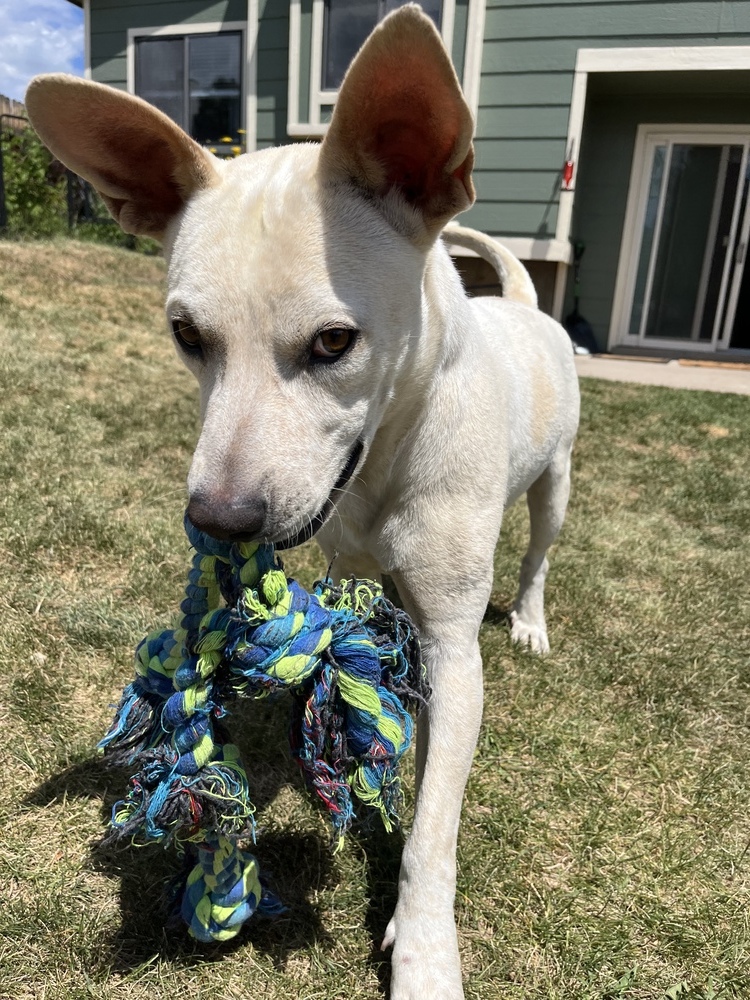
25;74;219;239
319;4;475;245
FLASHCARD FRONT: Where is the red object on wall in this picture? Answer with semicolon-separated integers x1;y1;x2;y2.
562;159;575;190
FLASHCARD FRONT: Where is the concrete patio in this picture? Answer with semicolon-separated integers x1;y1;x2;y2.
574;355;750;396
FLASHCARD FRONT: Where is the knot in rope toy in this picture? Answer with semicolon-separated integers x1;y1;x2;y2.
99;515;427;943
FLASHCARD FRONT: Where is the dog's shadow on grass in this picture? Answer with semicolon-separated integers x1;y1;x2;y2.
86;824;337;975
483;599;512;629
24;693;404;992
356;822;404;996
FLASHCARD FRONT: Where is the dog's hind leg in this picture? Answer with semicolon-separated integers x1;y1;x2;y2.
510;442;573;654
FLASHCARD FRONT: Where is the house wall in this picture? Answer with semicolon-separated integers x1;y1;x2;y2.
89;0;248;90
257;0;290;148
86;0;750;315
88;1;750;193
459;0;750;241
564;88;750;348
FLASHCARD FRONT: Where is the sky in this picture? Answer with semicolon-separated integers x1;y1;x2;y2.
0;0;84;103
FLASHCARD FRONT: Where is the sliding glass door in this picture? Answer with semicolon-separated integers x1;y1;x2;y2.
614;128;750;351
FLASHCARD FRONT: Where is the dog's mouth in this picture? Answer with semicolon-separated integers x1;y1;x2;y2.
275;439;364;550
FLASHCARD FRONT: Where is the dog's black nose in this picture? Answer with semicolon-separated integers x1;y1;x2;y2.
186;492;267;542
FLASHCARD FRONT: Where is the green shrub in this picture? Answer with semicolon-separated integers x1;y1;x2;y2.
1;125;160;254
0;125;67;235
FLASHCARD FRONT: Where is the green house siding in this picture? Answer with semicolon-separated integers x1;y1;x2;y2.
87;0;750;330
257;0;291;148
461;0;750;240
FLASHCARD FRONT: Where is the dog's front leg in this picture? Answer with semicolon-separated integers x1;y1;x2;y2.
383;565;489;1000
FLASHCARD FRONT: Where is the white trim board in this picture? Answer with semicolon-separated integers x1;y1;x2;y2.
448;237;572;264
462;0;486;115
287;0;302;132
287;0;486;138
83;0;91;80
126;21;256;151
578;46;750;74
246;0;259;152
556;44;750;247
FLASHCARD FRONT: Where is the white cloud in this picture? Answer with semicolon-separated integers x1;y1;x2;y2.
0;0;84;103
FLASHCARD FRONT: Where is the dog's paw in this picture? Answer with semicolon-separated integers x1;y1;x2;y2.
509;610;550;654
382;913;464;1000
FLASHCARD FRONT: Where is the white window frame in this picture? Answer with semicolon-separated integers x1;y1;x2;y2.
287;0;486;137
83;0;91;79
126;21;256;151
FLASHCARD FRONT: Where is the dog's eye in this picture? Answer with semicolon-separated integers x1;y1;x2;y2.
172;319;202;356
311;327;355;361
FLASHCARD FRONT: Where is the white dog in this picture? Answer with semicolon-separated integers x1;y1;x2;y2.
27;6;579;997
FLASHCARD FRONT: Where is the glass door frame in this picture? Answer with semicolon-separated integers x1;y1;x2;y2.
609;124;750;352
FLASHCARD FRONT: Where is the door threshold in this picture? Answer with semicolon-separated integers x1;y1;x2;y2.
609;344;750;365
605;353;670;364
679;357;750;371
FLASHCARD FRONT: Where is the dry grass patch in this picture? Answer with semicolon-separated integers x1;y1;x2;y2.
1;239;750;1000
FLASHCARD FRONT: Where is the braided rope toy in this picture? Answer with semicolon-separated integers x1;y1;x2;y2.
99;515;427;943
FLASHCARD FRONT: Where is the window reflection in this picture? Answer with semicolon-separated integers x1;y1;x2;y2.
322;0;442;90
135;32;242;145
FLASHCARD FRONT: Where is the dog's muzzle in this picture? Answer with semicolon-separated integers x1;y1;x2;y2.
276;439;364;550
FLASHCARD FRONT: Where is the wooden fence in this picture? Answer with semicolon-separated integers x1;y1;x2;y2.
0;95;26;122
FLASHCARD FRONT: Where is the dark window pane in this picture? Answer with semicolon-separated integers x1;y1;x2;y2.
322;0;442;91
323;0;378;91
645;145;723;340
135;37;185;129
188;32;242;144
384;0;441;26
698;146;742;341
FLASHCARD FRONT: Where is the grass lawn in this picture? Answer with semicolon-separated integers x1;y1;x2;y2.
1;238;749;1000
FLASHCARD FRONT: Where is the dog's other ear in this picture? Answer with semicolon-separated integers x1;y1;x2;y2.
25;74;219;239
319;3;475;244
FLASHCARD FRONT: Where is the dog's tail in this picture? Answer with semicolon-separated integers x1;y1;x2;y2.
443;223;538;308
